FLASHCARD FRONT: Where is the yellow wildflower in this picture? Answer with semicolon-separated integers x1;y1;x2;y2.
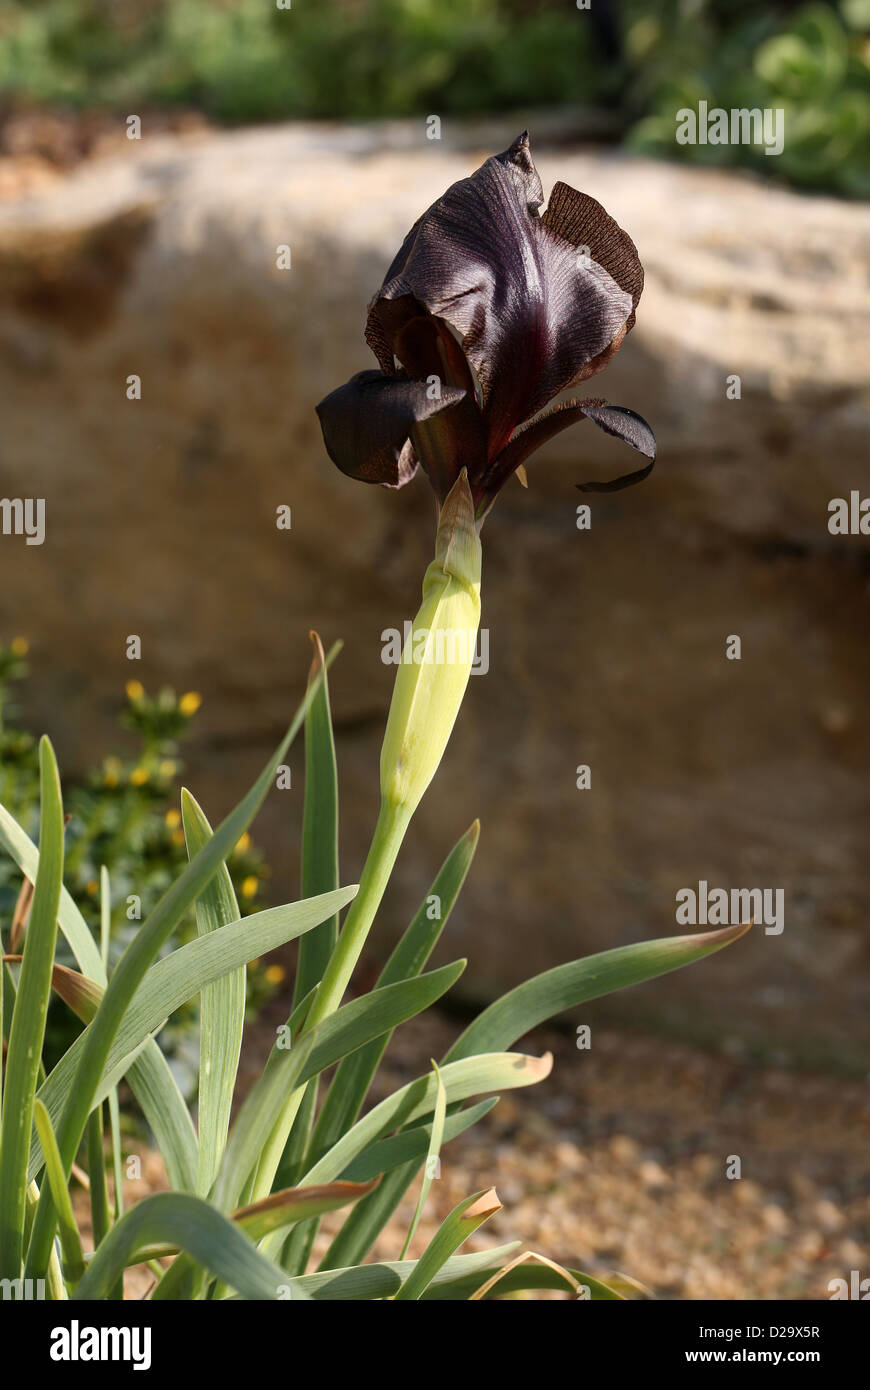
103;756;122;788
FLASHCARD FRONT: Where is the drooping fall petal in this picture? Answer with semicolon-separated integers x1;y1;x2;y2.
316;370;466;487
573;403;657;492
479;398;656;509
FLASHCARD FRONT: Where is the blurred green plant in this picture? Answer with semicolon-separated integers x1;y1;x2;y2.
0;637;274;1093
0;3;866;190
0;0;607;120
625;1;870;196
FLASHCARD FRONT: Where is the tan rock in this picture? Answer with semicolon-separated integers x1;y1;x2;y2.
0;121;868;1066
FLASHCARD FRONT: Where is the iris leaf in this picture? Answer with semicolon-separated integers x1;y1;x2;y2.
0;738;63;1279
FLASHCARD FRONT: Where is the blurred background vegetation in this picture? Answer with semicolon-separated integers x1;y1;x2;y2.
0;0;867;194
0;640;277;1094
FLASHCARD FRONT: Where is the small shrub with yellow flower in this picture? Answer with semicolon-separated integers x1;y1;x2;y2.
0;640;274;1096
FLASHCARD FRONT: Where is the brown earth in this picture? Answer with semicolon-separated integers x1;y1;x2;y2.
91;1009;870;1302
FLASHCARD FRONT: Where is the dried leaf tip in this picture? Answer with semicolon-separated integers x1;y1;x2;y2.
307;630;326;679
9;875;34;953
464;818;481;845
526;1050;554;1081
462;1187;503;1222
706;919;754;946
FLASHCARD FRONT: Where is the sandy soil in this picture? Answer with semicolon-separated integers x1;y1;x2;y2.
88;1009;869;1301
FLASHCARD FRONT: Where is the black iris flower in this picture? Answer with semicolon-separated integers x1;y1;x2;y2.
317;132;655;521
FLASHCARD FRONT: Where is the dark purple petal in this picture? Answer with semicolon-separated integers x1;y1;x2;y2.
541;182;644;331
540;183;644;385
574;402;656;495
477;398;656;507
316;370;466;488
388;312;488;501
365;134;634;461
575;455;656;493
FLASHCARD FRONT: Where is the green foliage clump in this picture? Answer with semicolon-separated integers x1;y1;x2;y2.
0;638;273;1089
625;1;870;197
0;3;866;194
0;634;746;1299
0;0;604;122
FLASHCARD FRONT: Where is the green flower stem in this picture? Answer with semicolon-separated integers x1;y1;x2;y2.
305;798;412;1030
308;471;480;1036
260;474;482;1202
24;1182;65;1301
251;799;411;1201
303;472;481;1034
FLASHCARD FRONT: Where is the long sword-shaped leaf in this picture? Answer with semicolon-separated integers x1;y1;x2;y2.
424;1260;626;1300
394;1187;502;1300
287;821;480;1276
100;868;124;1225
118;1181;380;1262
295;631;340;1006
0;806;177;1200
28;887;356;1185
27;663;334;1275
270;1242;522;1301
274;635;341;1204
400;1060;446;1259
181;791;245;1196
73;1193;305;1301
127;1045;199;1193
0;798;102;981
303;1051;552;1193
331;923;751;1268
0;738;63;1279
340;1098;497;1183
321;1160;416;1271
212;960;466;1214
33;1100;85;1288
26;958;199;1192
233;1179;379;1241
309;819;479;1167
445;923;751;1061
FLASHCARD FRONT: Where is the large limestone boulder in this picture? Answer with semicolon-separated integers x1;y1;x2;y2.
0;120;868;1067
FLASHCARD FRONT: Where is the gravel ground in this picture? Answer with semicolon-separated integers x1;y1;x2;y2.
102;1007;870;1301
